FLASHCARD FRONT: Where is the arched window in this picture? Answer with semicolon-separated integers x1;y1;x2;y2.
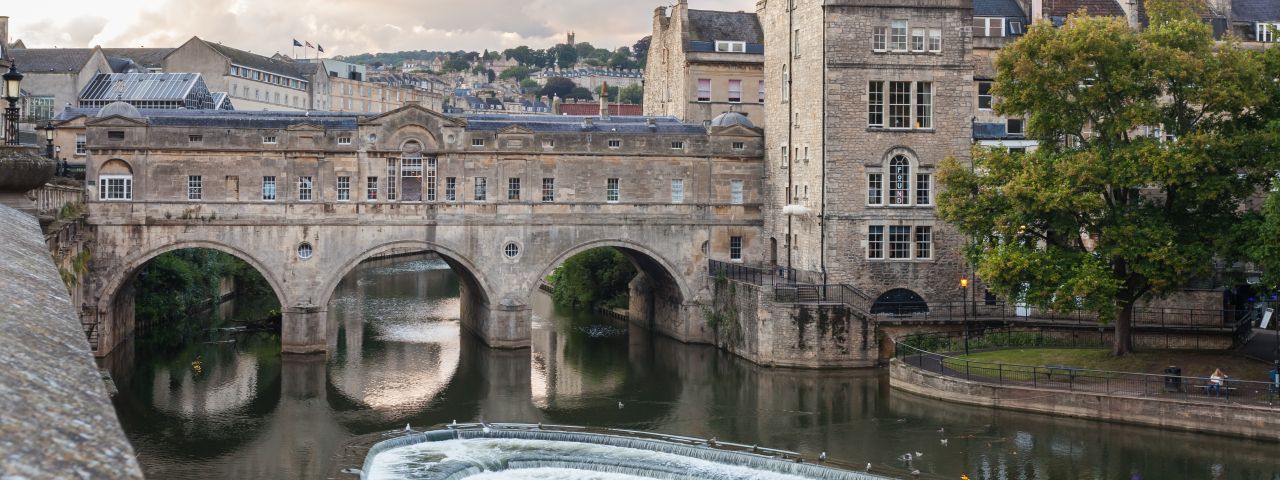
399;140;423;202
871;288;928;314
98;159;133;201
888;155;911;205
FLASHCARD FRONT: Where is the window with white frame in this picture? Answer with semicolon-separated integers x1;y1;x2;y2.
298;176;313;201
187;175;202;200
868;82;884;128
888;81;911;129
890;20;908;51
75;134;86;155
782;64;790;100
474;177;487;201
337;176;351;201
870;81;931;130
697;79;711;102
873;26;888;51
445;177;456;202
973;17;1005;37
1008;118;1025;136
915;82;933;129
794;29;801;56
781;145;790;167
608;139;621;148
338;136;352;145
889;226;912;259
915;226;932;259
916;174;932;205
425;157;438;202
606;178;620;203
888;155;911;205
928;29;942;52
262;135;277;144
715;41;746;52
472;138;486;147
730;236;743;261
99;175;132;201
733;142;745;150
911;28;926;52
671;178;685;204
508;177;521;201
542;178;555;202
1257;23;1279;42
367;176;378;200
730;180;744;205
728;80;742;103
386;158;398;200
867;173;883;205
542;139;555;148
671;141;685;150
867;225;884;259
978;81;993;110
262;176;276;200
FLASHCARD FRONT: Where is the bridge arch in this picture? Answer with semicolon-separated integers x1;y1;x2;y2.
317;240;495;309
529;239;695;304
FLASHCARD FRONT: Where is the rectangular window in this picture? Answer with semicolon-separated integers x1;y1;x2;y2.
730;236;743;260
606;178;620;203
915;226;932;259
697;79;711;102
425;158;437;202
1008;118;1025;136
978;81;993;110
867;173;883;205
928;29;942;52
730;180;744;205
888;81;911;129
916;174;931;205
386;158;398;200
868;225;884;259
1258;23;1278;42
728;79;742;103
188;135;203;143
911;28;926;52
542;139;555;148
973;17;1005;37
715;41;746;52
262;135;277;144
608;139;621;148
445;177;456;202
758;80;765;103
98;176;132;200
781;145;790;167
732;142;745;150
367;176;378;200
75;134;86;155
108;131;125;140
472;138;486;147
671;141;685;150
298;176;313;201
474;177;487;201
889;225;912;259
508;177;521;201
916;81;932;129
187;175;202;200
541;178;555;202
868;82;884;128
890;20;908;51
337;176;351;201
872;26;888;51
262;176;276;200
338;136;352;145
671;178;685;204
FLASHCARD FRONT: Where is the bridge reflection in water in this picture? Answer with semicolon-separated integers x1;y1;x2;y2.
105;253;1280;480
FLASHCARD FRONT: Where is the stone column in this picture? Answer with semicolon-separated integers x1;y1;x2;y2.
282;304;328;354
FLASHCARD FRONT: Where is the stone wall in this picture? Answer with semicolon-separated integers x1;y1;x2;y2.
890;359;1280;441
0;204;143;479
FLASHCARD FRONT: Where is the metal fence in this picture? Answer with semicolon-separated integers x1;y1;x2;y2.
708;259;824;286
895;328;1280;407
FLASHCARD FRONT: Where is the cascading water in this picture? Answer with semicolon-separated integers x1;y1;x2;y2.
361;425;892;480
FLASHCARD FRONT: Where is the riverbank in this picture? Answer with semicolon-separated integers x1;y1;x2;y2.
952;348;1273;381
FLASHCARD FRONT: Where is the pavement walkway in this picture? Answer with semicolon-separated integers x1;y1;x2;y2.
1242;328;1279;363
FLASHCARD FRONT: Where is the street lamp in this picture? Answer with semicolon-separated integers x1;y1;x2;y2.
3;61;23;146
961;277;970;355
43;121;55;159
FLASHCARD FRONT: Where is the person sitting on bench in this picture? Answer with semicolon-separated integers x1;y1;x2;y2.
1208;368;1227;397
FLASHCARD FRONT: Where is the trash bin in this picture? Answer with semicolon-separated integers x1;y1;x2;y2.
1164;366;1182;392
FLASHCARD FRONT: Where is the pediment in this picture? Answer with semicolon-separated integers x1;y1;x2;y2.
711;123;763;137
496;124;535;135
85;115;148;127
361;103;466;128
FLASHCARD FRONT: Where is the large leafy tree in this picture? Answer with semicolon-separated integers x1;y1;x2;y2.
938;1;1276;355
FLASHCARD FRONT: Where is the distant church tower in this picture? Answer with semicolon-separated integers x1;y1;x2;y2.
567;31;576;46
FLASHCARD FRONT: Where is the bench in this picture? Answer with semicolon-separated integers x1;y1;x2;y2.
1043;364;1082;381
1195;384;1238;398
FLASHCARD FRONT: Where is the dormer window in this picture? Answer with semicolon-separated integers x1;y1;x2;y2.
715;41;746;53
1258;23;1279;42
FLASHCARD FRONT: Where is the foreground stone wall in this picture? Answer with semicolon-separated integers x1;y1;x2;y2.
0;205;142;479
711;279;879;368
890;359;1280;441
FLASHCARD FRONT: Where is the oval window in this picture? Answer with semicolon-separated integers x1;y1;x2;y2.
297;242;314;260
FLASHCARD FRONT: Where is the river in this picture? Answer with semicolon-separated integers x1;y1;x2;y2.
105;253;1280;480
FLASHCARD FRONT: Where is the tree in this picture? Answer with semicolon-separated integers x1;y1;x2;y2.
574;42;597;61
504;46;536;66
499;65;533;82
549;43;578;68
520;78;540;94
619;84;643;104
937;2;1274;356
547;248;637;310
608;47;639;70
568;86;594;100
441;57;470;73
539;77;577;99
633;36;651;67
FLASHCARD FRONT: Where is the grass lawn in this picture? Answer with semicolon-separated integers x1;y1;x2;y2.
948;348;1273;382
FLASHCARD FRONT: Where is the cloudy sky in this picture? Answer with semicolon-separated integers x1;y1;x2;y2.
6;0;756;56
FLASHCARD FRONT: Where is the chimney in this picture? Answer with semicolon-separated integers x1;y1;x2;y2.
0;16;8;51
599;81;610;120
1031;0;1043;22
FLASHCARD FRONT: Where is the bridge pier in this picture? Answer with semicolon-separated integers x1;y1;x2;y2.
282;304;328;354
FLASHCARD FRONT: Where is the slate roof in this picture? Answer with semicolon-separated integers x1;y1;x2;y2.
975;0;1028;18
686;10;764;44
198;38;311;79
461;113;706;134
8;48;97;73
101;48;174;70
1233;0;1280;22
1045;0;1125;18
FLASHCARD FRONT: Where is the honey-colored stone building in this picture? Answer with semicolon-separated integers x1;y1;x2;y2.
644;1;766;124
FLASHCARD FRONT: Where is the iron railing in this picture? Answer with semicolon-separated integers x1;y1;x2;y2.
895;327;1280;406
709;259;823;286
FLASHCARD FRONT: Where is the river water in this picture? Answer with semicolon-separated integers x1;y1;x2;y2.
106;254;1280;480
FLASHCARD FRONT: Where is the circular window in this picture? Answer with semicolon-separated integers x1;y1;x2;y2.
503;242;520;258
368;133;378;143
297;242;314;260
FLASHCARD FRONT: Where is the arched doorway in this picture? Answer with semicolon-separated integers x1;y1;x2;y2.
870;288;928;315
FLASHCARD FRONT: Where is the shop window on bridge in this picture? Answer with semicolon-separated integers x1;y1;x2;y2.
98;159;133;201
871;288;928;315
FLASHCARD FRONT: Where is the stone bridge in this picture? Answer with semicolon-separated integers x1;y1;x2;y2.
75;104;765;356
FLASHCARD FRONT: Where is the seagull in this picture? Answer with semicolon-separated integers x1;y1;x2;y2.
618;401;625;409
865;463;872;472
940;439;948;446
936;427;945;434
915;452;924;458
818;452;827;462
451;419;457;426
482;424;491;434
896;418;907;424
709;437;718;446
404;423;411;432
910;469;921;476
537;422;542;429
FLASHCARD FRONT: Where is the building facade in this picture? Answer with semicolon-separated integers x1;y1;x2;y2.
644;1;765;124
165;37;318;112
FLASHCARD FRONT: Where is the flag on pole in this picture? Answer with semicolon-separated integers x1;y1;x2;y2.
317;44;324;53
305;41;314;48
292;39;303;47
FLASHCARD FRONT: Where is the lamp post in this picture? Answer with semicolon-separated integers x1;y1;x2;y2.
43;121;55;158
961;277;970;355
3;62;23;146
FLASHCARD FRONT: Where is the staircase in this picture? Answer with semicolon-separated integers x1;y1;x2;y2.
795;284;821;303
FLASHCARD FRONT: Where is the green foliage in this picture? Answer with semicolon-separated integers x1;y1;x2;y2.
568;87;594;101
938;2;1280;355
57;202;85;220
633;36;651;68
618;84;644;104
539;77;577;99
546;248;636;310
549;43;579;68
441;56;471;73
499;65;533;82
519;78;540;94
133;249;279;327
